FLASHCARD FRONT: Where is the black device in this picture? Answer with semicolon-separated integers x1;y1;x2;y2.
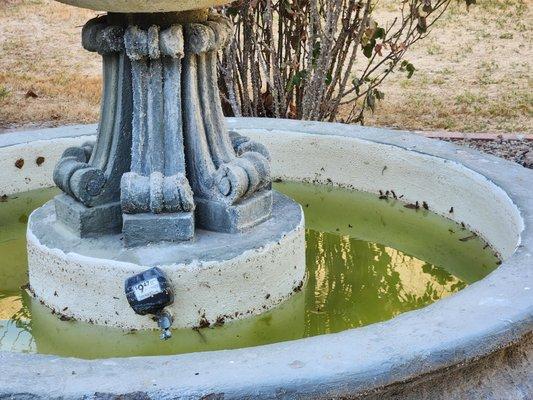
124;267;174;339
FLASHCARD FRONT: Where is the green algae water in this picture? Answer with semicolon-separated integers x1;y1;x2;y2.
0;183;499;359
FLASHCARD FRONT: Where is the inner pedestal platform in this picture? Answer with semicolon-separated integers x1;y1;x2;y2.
28;192;305;329
27;7;307;331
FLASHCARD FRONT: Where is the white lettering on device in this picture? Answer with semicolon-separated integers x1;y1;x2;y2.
134;278;161;301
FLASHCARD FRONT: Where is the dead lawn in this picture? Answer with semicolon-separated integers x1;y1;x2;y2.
0;0;531;133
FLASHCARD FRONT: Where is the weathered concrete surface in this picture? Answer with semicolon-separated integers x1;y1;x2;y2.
364;334;533;400
0;118;531;398
0;125;94;196
55;194;123;237
27;191;305;329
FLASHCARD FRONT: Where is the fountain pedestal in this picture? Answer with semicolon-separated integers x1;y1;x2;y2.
27;4;305;329
53;12;272;247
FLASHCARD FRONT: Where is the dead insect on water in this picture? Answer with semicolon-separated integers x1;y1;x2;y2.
422;201;429;210
449;207;454;213
0;194;8;203
391;190;397;199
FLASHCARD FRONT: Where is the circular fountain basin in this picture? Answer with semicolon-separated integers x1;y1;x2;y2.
55;0;231;13
0;118;531;398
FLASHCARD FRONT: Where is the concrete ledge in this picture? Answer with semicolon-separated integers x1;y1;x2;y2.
0;118;532;398
28;192;305;329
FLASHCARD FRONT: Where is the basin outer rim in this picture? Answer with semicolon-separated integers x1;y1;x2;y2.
54;0;231;13
0;118;531;399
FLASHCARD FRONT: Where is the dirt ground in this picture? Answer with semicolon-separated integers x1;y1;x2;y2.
0;0;531;134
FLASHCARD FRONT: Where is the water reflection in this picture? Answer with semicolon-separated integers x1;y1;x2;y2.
305;230;467;336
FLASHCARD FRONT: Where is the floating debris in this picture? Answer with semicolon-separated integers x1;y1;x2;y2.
293;280;304;292
459;234;477;242
404;201;420;210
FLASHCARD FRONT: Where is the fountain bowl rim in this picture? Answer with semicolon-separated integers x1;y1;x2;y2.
54;0;232;13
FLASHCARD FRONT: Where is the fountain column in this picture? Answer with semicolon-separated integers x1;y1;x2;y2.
52;12;272;246
27;2;305;331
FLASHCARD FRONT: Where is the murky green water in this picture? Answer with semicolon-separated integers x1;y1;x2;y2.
0;183;499;359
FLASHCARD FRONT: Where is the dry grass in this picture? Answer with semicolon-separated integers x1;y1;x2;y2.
363;0;532;133
0;0;531;133
0;0;100;129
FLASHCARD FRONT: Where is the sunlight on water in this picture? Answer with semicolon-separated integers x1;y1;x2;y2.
0;183;499;358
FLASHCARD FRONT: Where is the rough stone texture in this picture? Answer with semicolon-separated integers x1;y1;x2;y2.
194;189;272;233
363;334;533;400
27;192;305;329
0;120;531;398
52;14;272;245
122;211;194;246
53;18;133;235
55;194;122;237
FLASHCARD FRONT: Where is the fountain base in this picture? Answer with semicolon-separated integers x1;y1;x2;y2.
27;191;305;330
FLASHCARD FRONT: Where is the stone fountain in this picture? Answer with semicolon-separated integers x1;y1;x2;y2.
26;0;305;331
1;0;531;397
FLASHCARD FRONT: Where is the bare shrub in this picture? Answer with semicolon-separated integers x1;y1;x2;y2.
219;0;475;123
